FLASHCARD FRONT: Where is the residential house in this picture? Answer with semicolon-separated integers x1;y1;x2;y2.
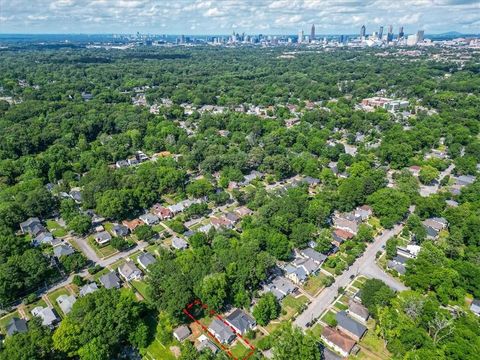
6;317;28;336
336;311;367;341
116;160;129;168
321;326;356;358
198;223;213;234
396;245;421;259
211;216;233;230
240;171;263;186
332;229;355;247
263;276;297;300
208;318;236;344
422;217;448;239
53;244;75;258
323;347;342;360
112;224;129;237
292;257;321;275
333;212;362;235
20;217;44;235
100;271;121;289
348;300;369;323
94;231;112;245
446;200;459;207
122;219;144;232
31;306;58;327
168;203;185;214
224;212;240;225
56;294;76;315
79;283;98;297
196;334;219;354
172;237;189;250
235;206;253;217
118;261;142;282
409;165;421;177
354;205;373;220
139;213;160;226
137;252;157;271
454;175;475;187
284;264;308;285
470;299;480;316
299;248;327;266
33;232;55;247
225;309;256;335
69;188;82;203
127;157;139;166
152;204;173;220
173;325;191;342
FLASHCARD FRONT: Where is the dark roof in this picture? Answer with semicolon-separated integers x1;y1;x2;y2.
100;271;121;289
6;317;28;336
209;318;235;343
336;311;367;338
225;309;256;333
138;252;156;269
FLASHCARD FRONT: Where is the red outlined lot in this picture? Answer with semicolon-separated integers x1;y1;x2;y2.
183;299;256;360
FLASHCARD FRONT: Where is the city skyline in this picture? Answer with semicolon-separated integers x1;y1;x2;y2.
0;0;479;35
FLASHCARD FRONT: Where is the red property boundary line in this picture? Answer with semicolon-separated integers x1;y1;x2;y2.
183;299;256;360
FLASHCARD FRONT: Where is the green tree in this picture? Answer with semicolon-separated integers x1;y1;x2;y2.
252;292;280;326
197;273;228;311
272;324;321;360
419;165;440;185
368;188;410;228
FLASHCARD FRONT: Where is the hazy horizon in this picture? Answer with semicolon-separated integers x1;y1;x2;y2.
0;0;479;35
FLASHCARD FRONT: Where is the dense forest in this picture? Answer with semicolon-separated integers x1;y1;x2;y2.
0;45;479;359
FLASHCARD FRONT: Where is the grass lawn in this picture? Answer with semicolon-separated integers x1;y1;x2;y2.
303;273;327;296
359;330;391;359
230;341;250;359
334;301;348;311
320;310;337;327
46;219;68;237
142;338;177;360
26;298;48;317
308;323;324;339
0;311;20;334
352;280;365;289
47;287;72;317
132;280;150;301
282;294;308;313
87;236;118;258
93;267;112;281
151;224;165;233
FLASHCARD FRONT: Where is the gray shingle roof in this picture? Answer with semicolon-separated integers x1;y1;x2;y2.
100;271;121;289
79;283;98;297
209;318;235;344
225;309;256;334
336;311;367;338
6;317;28;336
54;244;75;258
138;253;156;270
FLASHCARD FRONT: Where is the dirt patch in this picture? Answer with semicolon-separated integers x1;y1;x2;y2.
170;345;181;358
190;321;203;340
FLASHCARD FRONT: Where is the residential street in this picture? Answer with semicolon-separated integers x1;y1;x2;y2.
294;224;405;329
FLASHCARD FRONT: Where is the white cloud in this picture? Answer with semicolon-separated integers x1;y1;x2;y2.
0;0;477;34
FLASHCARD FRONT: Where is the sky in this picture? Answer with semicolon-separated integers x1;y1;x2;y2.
0;0;479;35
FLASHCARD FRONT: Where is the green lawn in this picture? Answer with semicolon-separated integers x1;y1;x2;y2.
303;273;327;296
308;323;324;339
47;287;72;317
87;236;118;258
46;219;68;237
230;341;250;359
334;301;348;311
132;280;150;301
0;311;20;334
26;298;48;317
320;310;337;327
352;280;365;289
142;338;177;360
359;328;391;359
282;294;309;313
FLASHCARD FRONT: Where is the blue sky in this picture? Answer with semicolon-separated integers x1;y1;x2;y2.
0;0;479;35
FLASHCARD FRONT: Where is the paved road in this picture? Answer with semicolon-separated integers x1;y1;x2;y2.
294;224;405;329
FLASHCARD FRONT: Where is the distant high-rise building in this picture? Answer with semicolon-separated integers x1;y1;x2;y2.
387;25;393;42
298;30;304;43
378;26;384;39
311;24;315;41
360;25;366;38
417;30;425;42
399;26;404;39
